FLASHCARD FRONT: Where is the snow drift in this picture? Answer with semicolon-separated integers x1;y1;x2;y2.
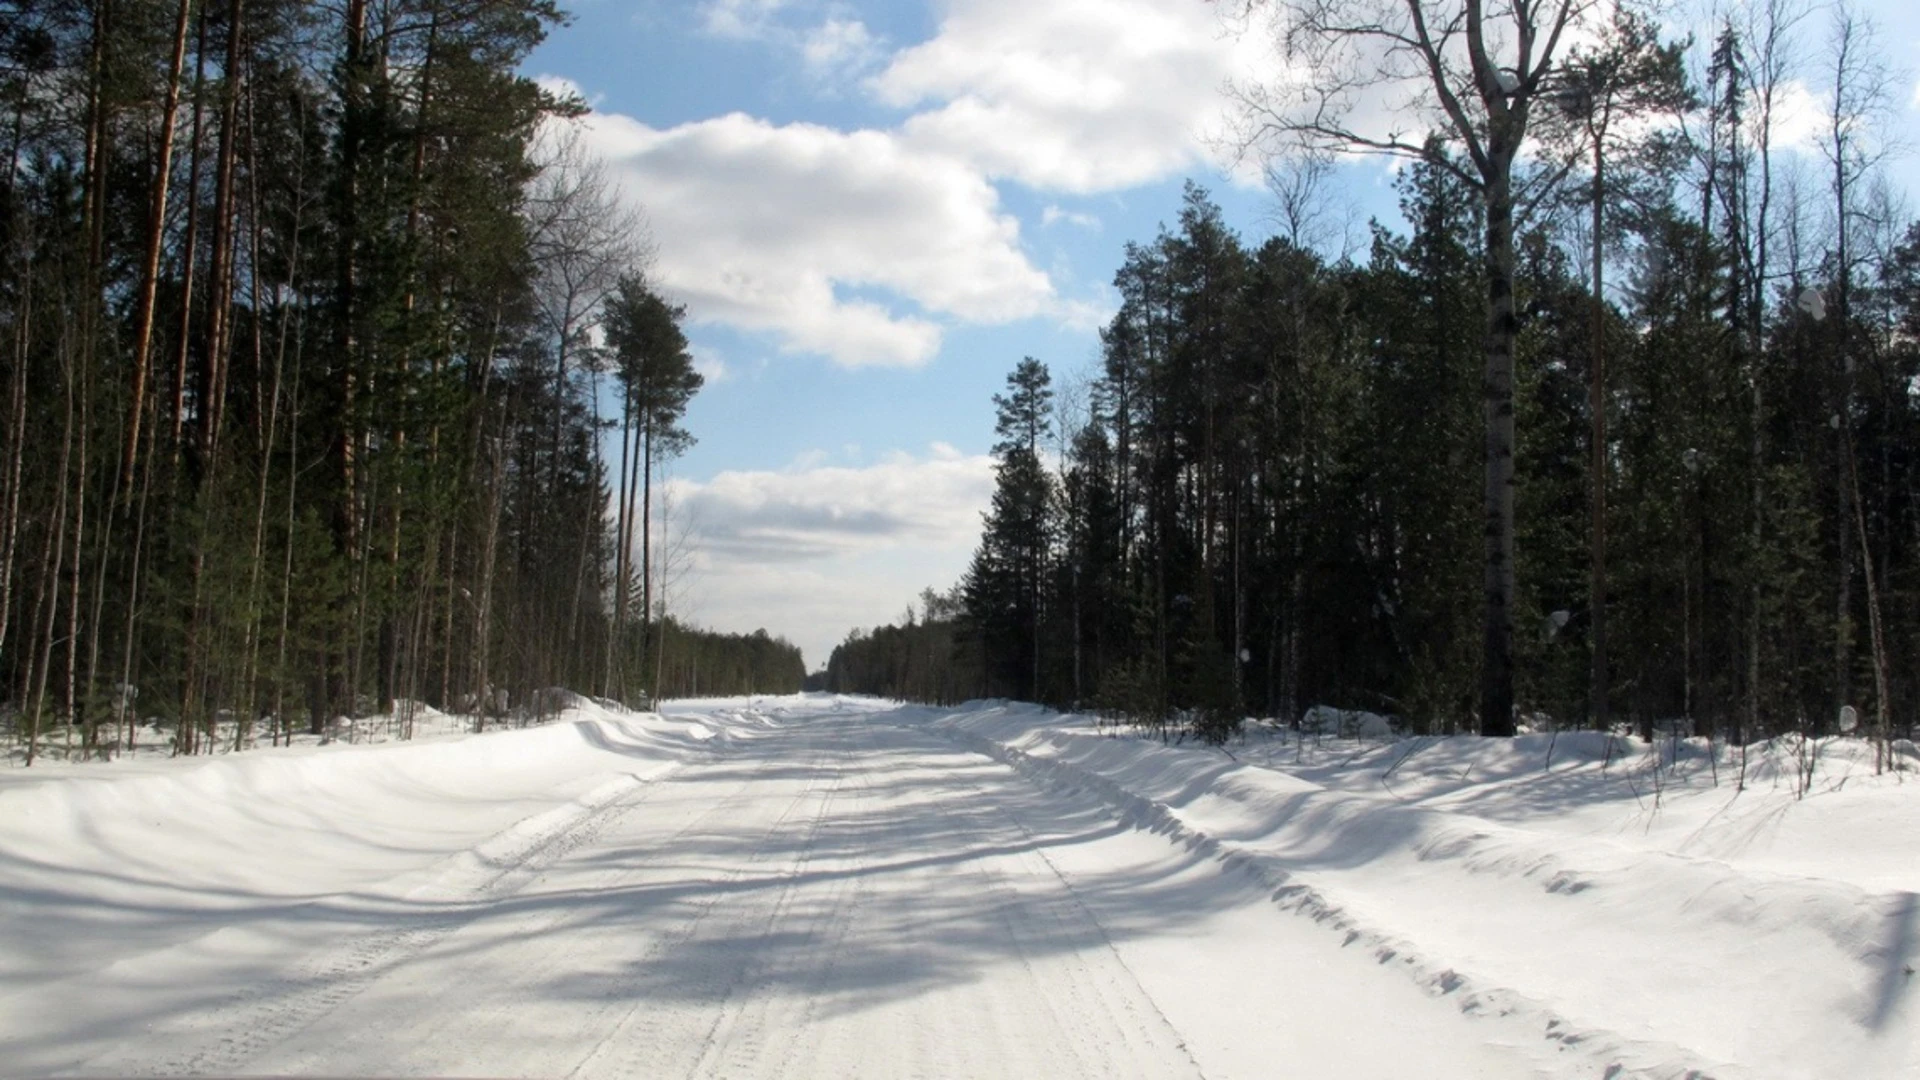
909;703;1919;1080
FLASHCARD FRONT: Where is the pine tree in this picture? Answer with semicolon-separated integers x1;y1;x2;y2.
604;275;702;703
967;358;1056;701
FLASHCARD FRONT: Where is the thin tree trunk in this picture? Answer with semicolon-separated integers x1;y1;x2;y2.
178;0;238;756
1845;427;1892;769
466;301;506;725
169;11;209;458
622;386;645;697
200;0;244;459
440;523;458;708
240;75;289;750
333;1;369;712
568;367;600;690
124;0;196;484
653;559;669;701
0;260;30;673
273;317;307;745
474;420;506;729
26;333;77;765
377;6;439;717
1589;135;1609;734
640;420;653;699
612;383;635;696
82;340;130;756
1745;17;1780;748
116;407;158;755
1;53;34;680
1480;164;1519;738
1828;20;1856;729
64;307;92;746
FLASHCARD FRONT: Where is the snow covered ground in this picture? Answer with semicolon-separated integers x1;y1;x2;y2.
0;694;1913;1078
928;705;1920;1080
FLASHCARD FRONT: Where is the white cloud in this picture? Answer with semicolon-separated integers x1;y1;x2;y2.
689;344;731;384
700;0;884;86
1766;79;1829;155
1041;204;1101;230
701;0;791;40
871;0;1249;193
533;72;592;106
671;446;993;561
549;0;1268;369
803;16;884;80
660;447;994;666
575;110;1061;367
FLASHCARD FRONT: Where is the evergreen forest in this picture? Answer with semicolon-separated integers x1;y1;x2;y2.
0;0;801;762
829;9;1920;752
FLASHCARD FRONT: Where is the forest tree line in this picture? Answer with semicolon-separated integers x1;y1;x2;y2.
0;0;794;762
652;620;805;701
829;5;1920;751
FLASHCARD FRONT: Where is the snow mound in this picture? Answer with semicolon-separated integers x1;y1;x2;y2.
0;705;696;994
910;703;1920;1080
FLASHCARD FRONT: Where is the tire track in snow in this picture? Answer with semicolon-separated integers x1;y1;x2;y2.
944;798;1206;1079
944;765;1209;1078
711;718;1205;1080
674;723;871;1078
742;734;882;1079
561;723;850;1079
573;714;1205;1079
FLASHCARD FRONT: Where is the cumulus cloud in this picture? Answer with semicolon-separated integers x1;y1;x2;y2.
669;444;993;562
871;0;1251;192
575;109;1059;367
659;446;994;666
545;0;1272;369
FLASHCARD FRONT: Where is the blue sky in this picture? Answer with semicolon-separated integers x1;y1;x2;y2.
526;0;1920;671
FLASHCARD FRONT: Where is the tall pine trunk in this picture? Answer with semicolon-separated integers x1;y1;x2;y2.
1588;136;1609;734
1479;164;1519;737
124;0;195;485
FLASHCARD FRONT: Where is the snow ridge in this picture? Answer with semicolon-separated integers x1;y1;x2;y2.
912;703;1918;1080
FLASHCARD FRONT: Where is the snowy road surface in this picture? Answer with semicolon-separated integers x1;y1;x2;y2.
0;698;1551;1079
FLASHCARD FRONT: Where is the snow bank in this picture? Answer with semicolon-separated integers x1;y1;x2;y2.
1299;704;1397;739
909;703;1920;1080
0;702;706;992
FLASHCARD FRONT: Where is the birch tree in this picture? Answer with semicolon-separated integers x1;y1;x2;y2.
1229;0;1608;734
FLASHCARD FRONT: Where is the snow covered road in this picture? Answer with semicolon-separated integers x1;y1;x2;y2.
1;698;1548;1079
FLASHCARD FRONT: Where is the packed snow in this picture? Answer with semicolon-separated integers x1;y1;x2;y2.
0;694;1914;1078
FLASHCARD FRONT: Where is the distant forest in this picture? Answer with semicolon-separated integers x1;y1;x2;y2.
0;1;801;762
830;111;1920;746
